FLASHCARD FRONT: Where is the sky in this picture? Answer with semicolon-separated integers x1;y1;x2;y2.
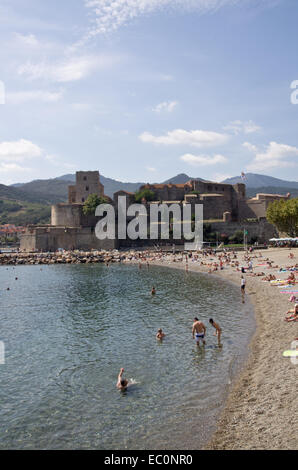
0;0;298;184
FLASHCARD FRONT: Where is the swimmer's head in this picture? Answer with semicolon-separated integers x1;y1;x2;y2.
158;328;162;333
120;379;127;387
209;318;214;324
194;317;198;322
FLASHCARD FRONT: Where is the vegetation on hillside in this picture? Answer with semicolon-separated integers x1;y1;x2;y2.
0;199;51;225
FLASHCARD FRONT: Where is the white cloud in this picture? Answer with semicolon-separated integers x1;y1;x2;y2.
14;33;39;47
243;141;258;153
0;139;43;163
181;153;227;166
0;162;31;174
18;55;118;82
7;90;63;104
146;166;157;172
84;0;245;36
152;101;178;113
245;141;298;171
223;120;261;134
139;129;229;147
212;173;233;182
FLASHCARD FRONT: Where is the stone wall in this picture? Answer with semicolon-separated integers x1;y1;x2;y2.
51;204;100;228
20;226;118;252
207;219;278;243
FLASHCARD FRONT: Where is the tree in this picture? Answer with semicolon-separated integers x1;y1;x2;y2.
229;230;244;244
83;194;108;216
134;189;155;203
267;198;298;237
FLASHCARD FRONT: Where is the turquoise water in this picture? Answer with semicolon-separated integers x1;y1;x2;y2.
0;264;254;449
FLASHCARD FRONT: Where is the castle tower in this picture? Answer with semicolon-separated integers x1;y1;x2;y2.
68;171;104;204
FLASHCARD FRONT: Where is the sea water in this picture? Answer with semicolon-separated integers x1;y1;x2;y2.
0;264;255;449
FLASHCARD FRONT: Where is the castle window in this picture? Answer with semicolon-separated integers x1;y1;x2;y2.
208;185;212;191
83;176;87;181
86;186;89;191
82;198;85;202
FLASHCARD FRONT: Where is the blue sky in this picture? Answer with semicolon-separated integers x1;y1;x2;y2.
0;0;298;184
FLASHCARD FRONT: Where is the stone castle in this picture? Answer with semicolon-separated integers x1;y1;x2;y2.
20;171;288;251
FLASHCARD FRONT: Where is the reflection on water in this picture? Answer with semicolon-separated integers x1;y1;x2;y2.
0;264;255;449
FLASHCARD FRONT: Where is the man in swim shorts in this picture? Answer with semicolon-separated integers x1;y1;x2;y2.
192;317;206;346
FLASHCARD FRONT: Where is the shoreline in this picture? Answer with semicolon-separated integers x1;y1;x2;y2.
2;247;297;449
149;249;297;450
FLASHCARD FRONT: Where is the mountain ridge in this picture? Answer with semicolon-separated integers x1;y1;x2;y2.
10;172;297;201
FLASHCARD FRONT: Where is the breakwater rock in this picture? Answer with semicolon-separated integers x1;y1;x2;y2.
0;250;131;266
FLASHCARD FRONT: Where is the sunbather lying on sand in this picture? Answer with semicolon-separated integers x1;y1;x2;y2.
262;274;276;281
285;304;298;322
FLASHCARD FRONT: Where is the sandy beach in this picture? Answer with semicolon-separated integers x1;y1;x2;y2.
147;247;298;450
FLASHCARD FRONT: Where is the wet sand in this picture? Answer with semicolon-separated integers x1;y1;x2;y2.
150;248;298;450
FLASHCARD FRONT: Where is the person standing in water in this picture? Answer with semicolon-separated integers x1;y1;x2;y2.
192;317;206;346
209;318;222;346
241;275;246;303
151;286;156;295
156;328;165;340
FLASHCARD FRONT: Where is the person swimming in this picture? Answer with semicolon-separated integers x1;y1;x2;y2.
116;368;130;391
151;286;156;295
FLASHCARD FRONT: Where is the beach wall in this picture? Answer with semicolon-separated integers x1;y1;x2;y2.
20;226;118;252
208;219;278;242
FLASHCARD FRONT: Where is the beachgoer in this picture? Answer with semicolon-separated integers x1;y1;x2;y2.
116;368;129;390
192;317;206;346
209;318;222;346
285;304;298;322
156;328;166;340
151;286;156;295
241;275;246;303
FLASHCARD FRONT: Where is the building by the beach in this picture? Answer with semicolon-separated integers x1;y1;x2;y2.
20;171;288;252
